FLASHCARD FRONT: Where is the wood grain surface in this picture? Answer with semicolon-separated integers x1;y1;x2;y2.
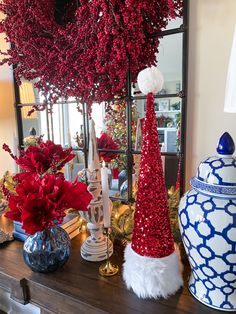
0;218;222;314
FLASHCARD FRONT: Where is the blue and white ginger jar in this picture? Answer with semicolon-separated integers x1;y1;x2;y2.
179;132;236;311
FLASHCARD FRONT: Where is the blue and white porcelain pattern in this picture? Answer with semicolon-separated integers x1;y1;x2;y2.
179;132;236;311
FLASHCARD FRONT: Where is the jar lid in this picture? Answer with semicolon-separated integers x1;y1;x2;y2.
191;132;236;197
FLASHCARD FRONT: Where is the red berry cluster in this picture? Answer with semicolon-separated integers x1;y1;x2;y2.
0;0;182;111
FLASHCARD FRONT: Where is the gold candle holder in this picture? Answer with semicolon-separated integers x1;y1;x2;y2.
99;228;119;277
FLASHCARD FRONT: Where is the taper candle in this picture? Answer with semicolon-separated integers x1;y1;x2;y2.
101;161;111;228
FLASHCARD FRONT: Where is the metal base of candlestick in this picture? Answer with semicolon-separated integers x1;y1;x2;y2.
81;235;113;262
99;260;119;277
98;228;119;276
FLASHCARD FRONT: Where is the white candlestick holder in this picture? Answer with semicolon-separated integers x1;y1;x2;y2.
80;168;113;262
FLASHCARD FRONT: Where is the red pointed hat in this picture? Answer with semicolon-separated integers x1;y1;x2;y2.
131;91;175;258
123;67;182;300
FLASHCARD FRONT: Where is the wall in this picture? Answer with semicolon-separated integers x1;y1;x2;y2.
186;0;236;189
0;12;17;176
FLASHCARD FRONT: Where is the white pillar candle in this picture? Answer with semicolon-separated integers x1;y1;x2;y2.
101;161;111;228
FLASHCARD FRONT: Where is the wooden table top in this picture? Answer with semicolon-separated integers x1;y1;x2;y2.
0;218;222;314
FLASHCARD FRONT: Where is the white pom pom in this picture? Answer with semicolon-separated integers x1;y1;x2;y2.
137;66;164;95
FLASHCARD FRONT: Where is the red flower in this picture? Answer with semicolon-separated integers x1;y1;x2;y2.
62;179;93;211
5;194;22;221
5;173;92;234
21;197;55;235
3;140;92;234
97;133;119;162
3;140;75;175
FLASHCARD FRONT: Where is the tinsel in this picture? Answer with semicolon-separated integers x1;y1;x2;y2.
0;0;182;111
131;92;175;258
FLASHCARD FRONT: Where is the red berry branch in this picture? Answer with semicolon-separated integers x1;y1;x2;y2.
0;0;182;112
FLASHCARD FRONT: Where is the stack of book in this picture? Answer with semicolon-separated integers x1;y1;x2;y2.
13;213;82;241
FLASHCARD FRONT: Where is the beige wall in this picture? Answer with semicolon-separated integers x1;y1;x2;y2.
186;0;236;189
0;12;17;176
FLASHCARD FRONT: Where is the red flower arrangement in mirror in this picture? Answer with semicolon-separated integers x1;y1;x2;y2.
97;132;119;162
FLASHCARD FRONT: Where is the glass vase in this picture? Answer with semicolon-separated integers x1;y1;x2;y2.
23;226;71;273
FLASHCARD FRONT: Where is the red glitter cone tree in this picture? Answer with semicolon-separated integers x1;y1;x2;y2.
123;67;183;299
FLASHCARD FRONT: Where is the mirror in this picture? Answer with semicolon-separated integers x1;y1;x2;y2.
17;2;188;201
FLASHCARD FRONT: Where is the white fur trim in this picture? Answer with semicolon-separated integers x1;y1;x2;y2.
137;66;164;95
123;244;183;299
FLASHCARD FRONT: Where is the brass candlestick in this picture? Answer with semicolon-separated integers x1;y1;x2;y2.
99;228;119;277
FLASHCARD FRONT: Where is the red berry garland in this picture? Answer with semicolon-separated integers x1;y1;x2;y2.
0;0;182;111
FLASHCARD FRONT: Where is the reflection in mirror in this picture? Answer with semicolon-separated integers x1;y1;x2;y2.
157;33;183;94
104;100;128;148
155;97;181;153
67;102;84;148
91;103;105;137
163;154;180;190
19;80;37;105
130;27;184;197
132;33;183;96
21;106;41;140
90;101;130;200
164;16;183;31
65;102;85;182
132;96;181;192
20;99;130;200
133;98;181;153
21;100;86;182
16;2;187;205
19;80;41;140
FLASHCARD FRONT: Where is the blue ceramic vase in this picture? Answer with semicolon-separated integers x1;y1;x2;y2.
179;132;236;311
23;225;71;273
